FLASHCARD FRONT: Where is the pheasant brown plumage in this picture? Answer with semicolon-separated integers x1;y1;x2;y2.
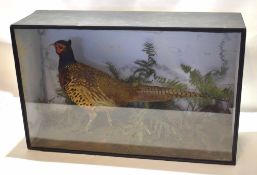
54;40;203;109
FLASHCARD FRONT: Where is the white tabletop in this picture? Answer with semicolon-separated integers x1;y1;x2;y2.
1;91;257;175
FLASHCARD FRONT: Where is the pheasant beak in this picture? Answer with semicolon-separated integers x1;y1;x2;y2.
49;43;59;55
49;43;55;51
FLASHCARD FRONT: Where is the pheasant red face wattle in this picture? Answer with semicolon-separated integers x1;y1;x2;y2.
54;43;66;55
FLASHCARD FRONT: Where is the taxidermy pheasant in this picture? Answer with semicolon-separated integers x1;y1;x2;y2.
53;40;203;130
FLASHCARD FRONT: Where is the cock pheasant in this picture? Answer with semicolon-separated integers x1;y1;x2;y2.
53;40;203;130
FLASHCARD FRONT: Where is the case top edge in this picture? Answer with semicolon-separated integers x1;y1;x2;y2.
12;10;246;29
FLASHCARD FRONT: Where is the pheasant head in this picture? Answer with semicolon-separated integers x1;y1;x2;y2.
54;40;72;55
53;40;77;71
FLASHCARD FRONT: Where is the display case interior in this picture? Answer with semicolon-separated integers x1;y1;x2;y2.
13;28;242;161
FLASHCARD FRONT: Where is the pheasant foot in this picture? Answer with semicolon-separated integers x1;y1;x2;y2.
83;106;113;132
84;110;97;132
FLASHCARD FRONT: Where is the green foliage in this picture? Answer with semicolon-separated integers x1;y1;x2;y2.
181;55;230;100
124;42;187;91
142;42;157;65
165;79;187;91
180;63;233;113
212;40;229;80
129;42;158;84
106;62;120;80
181;64;192;73
179;35;234;113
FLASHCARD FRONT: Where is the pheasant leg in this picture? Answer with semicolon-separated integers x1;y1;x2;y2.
106;110;112;126
84;106;113;131
95;106;113;127
84;110;97;132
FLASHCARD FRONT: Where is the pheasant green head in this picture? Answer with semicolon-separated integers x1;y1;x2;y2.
54;40;72;55
53;39;77;71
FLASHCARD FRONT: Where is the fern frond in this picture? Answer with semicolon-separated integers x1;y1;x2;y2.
181;64;192;73
105;62;120;80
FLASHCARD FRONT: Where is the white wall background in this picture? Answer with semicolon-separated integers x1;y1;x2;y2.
14;29;44;102
0;0;256;111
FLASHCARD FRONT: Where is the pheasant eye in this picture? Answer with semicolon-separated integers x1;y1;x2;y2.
57;44;65;49
58;45;64;49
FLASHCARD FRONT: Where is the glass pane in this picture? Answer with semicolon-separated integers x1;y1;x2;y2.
14;29;241;161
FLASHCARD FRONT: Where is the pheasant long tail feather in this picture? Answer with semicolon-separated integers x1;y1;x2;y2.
129;85;202;102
